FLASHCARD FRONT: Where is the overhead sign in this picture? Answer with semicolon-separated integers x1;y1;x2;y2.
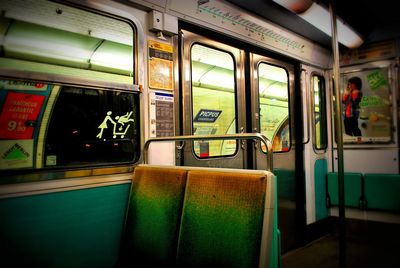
193;109;222;123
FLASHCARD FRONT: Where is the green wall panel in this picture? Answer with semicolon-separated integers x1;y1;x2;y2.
0;183;130;268
314;158;328;220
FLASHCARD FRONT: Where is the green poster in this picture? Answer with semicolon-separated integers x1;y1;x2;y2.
367;70;387;90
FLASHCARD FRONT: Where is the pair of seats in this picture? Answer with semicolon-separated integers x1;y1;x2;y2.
120;165;279;267
326;172;400;212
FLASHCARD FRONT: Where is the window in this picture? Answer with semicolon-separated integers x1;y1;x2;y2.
0;0;135;89
0;79;140;171
312;74;327;150
44;86;140;167
190;44;237;157
0;0;139;174
258;63;290;152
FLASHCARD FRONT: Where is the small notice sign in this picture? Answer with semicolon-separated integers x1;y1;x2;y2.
193;109;222;123
0;92;45;139
148;40;174;91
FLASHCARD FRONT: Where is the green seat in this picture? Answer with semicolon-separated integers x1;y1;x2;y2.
326;172;363;208
121;165;187;267
176;169;277;268
274;168;296;201
364;174;400;212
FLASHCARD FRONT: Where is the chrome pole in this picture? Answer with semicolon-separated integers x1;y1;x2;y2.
329;1;346;267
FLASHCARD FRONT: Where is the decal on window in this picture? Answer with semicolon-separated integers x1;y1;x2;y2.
96;111;134;140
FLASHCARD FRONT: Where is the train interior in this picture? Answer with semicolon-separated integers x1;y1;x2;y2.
0;0;399;267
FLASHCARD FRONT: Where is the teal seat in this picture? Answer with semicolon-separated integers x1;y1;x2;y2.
274;168;296;201
121;165;187;267
364;174;400;212
326;172;363;208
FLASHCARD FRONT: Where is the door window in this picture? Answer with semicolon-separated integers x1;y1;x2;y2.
258;63;290;152
190;44;237;157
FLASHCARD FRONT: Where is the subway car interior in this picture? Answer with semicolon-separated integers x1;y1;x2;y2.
0;0;399;267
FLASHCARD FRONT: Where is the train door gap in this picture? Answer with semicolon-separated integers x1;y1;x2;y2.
294;63;307;248
244;50;255;170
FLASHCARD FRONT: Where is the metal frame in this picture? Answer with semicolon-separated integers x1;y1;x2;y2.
143;133;273;171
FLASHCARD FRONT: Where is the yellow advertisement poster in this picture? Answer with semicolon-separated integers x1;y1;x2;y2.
148;40;174;91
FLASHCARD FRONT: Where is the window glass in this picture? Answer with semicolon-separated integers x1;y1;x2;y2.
0;79;140;171
258;63;290;152
313;75;327;150
190;44;237;158
341;68;392;143
0;1;139;175
45;86;140;167
0;0;134;89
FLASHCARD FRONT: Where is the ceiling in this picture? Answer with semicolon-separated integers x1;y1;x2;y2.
225;0;400;50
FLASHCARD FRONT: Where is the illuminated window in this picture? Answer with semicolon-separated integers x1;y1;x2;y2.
0;0;139;177
0;0;135;89
258;63;290;152
190;44;237;157
312;75;327;150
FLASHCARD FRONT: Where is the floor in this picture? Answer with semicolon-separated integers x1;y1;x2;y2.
282;219;400;268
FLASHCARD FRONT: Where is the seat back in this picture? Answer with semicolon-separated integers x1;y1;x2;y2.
326;172;363;208
364;173;400;212
176;168;276;268
121;165;187;267
123;165;278;268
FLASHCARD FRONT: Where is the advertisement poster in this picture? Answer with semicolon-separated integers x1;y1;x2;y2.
342;68;392;143
148;40;174;91
0;92;45;139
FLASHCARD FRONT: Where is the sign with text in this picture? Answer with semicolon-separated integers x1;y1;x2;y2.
148;40;174;91
149;92;174;137
0;92;45;139
193;109;222;123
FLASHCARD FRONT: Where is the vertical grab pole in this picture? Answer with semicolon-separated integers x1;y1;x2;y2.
329;1;346;267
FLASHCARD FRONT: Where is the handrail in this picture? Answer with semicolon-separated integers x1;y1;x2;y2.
143;133;273;171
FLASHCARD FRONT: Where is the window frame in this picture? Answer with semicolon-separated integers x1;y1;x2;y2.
0;0;140;183
311;73;328;152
